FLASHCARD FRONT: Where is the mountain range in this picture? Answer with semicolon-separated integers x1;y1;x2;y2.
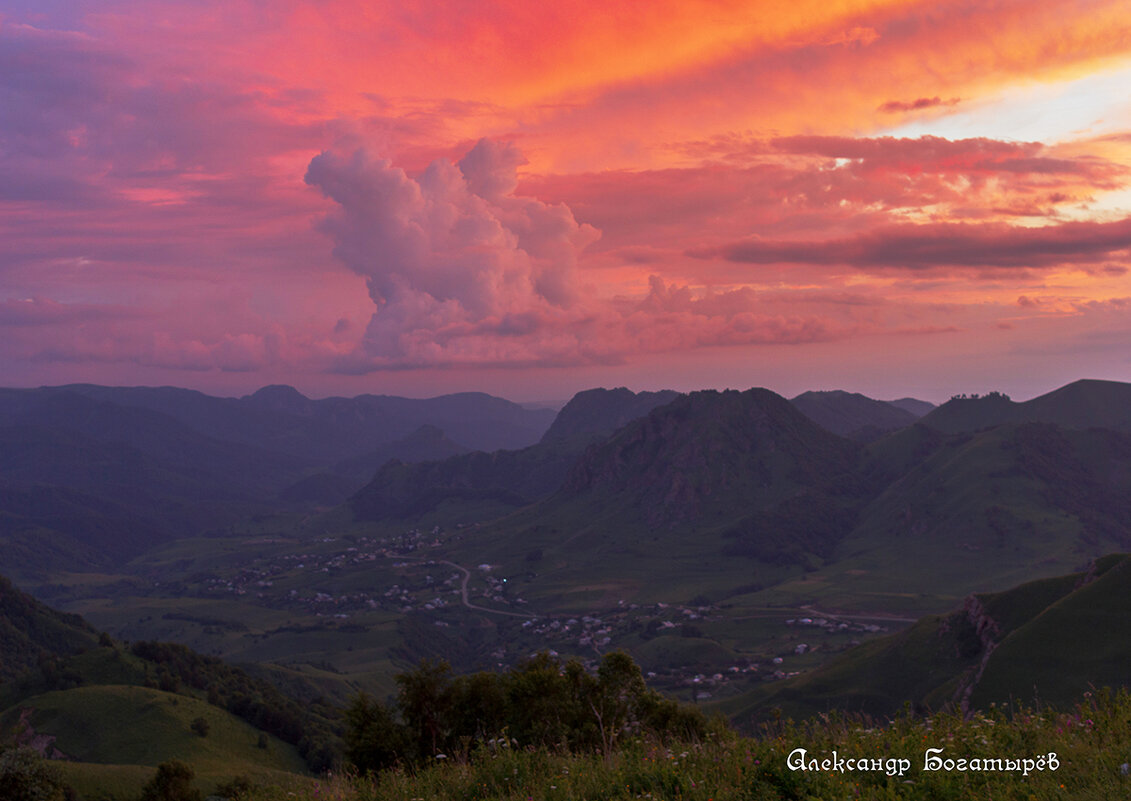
0;384;555;577
423;379;1131;614
4;375;1131;793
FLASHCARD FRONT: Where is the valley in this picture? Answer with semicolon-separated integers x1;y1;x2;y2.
4;378;1131;798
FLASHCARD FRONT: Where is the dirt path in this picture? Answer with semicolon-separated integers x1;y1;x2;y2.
430;559;535;619
799;605;919;623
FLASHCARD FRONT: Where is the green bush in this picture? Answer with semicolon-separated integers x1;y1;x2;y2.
343;651;708;772
0;747;67;801
139;760;200;801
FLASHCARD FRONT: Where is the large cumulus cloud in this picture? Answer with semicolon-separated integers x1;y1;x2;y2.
305;139;601;368
305;140;843;369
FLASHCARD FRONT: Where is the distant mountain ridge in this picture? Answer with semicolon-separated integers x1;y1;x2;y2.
540;387;682;443
920;379;1131;434
0;383;555;576
440;378;1131;613
351;387;682;522
789;390;922;440
559;388;858;526
50;383;556;458
885;397;936;417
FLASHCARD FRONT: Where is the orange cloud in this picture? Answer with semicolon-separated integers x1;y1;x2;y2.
4;2;1130;394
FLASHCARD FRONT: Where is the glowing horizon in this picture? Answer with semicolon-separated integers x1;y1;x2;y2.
2;0;1130;403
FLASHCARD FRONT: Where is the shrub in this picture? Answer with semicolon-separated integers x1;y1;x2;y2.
139;760;201;801
0;746;67;801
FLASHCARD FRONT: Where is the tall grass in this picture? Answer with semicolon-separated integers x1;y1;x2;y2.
246;689;1131;800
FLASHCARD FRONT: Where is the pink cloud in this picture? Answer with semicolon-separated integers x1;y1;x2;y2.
0;297;147;326
304;140;859;369
305;139;601;368
4;4;1129;392
693;216;1131;272
878;96;961;113
521;134;1127;279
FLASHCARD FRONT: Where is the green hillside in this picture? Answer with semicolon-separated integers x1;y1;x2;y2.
726;554;1131;726
0;575;98;681
1;573;341;776
757;421;1131;613
1;684;306;772
972;553;1131;708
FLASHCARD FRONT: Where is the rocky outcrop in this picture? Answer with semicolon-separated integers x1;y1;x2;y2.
15;708;72;760
955;595;1003;714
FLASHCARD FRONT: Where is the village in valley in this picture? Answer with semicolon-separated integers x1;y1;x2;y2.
153;523;895;702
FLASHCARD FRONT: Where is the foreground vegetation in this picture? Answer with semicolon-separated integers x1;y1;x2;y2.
240;688;1131;801
6;653;1131;799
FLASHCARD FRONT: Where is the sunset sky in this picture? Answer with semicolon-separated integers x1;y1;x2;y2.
3;0;1131;403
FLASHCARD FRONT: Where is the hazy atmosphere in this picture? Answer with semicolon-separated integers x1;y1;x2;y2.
3;0;1130;402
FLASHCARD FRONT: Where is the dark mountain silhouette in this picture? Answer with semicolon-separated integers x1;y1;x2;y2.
0;390;305;495
0;384;553;572
540;387;681;443
446;380;1131;611
885;397;935;417
50;383;555;462
447;389;866;589
284;425;473;506
559;388;858;525
351;387;685;522
789;390;919;440
245;383;316;415
919;379;1131;434
335;424;471;481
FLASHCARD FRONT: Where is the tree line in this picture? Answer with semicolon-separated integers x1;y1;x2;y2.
345;650;712;773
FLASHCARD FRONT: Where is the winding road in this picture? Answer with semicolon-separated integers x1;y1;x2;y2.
428;559;536;619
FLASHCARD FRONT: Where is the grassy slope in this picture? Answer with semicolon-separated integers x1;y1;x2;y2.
2;683;308;801
2;685;306;773
0;574;100;682
761;423;1131;615
726;555;1131;726
972;554;1131;708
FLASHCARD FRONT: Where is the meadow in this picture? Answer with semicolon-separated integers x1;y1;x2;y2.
240;689;1131;801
